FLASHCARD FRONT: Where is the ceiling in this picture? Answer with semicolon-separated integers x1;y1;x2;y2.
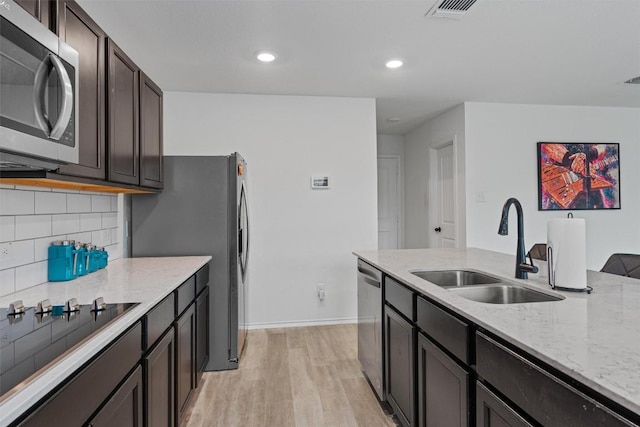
76;0;640;135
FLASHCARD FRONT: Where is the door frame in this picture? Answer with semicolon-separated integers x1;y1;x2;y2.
427;135;459;248
377;154;404;249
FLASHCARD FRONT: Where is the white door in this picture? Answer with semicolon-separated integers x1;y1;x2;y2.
434;144;456;248
378;156;401;249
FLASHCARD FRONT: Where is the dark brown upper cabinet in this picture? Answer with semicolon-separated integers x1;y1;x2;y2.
56;0;106;180
14;0;54;29
107;38;140;186
139;71;164;189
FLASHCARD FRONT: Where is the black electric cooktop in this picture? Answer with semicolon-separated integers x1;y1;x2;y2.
0;301;137;400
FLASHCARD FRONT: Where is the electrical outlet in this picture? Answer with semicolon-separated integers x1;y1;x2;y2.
317;283;326;301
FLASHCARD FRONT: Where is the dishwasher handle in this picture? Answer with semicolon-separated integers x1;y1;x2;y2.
358;266;381;288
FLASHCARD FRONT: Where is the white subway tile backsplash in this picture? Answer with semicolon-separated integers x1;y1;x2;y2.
15;215;52;240
34;235;66;262
35;192;67;214
0;189;34;215
67;193;92;213
14;185;51;192
91;230;109;246
1;216;15;242
102;212;117;228
66;232;92;244
91;195;112;212
0;240;35;269
0;185;121;295
16;261;48;292
80;213;102;231
0;268;15;296
52;214;80;235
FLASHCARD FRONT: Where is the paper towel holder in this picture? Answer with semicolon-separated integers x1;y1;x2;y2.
547;246;593;294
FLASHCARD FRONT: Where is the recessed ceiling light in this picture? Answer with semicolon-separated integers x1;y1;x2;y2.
256;51;277;63
385;59;403;69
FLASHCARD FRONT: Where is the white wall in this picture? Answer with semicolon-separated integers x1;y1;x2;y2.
377;134;404;156
0;186;122;296
464;103;640;269
403;104;466;248
164;92;378;328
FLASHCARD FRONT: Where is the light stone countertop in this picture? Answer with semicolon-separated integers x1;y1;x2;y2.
354;248;640;417
0;256;211;427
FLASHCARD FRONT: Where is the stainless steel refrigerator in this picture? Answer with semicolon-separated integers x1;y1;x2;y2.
131;153;249;371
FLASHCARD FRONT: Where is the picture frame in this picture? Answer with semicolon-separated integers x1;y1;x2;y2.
537;142;620;210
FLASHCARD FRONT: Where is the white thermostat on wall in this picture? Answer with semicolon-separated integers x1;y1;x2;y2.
311;176;330;189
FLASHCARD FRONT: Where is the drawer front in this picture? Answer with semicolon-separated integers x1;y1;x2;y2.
476;332;635;427
417;297;470;364
145;292;176;350
196;262;210;295
476;382;533;427
385;276;414;321
20;323;143;426
176;275;196;316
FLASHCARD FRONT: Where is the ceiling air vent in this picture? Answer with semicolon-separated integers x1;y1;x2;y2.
624;76;640;85
426;0;479;19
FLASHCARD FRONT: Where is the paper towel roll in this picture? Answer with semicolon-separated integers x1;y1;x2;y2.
547;218;587;290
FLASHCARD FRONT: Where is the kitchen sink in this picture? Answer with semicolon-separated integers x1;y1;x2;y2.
449;285;565;304
411;270;503;287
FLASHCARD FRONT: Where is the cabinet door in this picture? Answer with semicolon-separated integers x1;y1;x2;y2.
139;71;163;189
175;303;196;425
417;333;469;427
107;39;140;185
145;328;175;427
195;287;209;384
14;0;52;29
56;0;106;180
385;305;416;427
87;365;144;427
476;382;533;427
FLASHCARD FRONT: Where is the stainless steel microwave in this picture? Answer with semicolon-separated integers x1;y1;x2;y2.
0;0;79;170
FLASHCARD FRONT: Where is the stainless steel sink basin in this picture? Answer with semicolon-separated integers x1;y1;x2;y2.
449;285;565;304
411;270;503;287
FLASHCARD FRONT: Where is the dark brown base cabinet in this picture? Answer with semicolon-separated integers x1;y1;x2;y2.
384;305;416;427
417;333;469;427
144;329;175;427
87;365;144;427
18;323;143;426
175;304;196;426
476;382;533;427
196;286;210;382
360;259;640;427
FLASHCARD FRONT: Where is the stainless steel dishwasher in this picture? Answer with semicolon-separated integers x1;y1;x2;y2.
357;259;384;401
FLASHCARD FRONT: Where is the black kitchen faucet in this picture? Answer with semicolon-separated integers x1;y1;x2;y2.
498;197;539;279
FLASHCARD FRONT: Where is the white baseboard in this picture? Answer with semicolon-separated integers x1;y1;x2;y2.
247;317;357;330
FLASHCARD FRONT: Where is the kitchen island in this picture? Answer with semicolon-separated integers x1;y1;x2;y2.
0;256;211;427
355;248;640;426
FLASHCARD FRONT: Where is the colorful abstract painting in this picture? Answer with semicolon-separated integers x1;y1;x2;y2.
537;142;620;210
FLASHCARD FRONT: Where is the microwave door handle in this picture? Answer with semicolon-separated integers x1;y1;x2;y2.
33;55;51;134
49;54;74;140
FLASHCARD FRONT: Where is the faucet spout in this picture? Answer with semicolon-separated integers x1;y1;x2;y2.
498;198;537;279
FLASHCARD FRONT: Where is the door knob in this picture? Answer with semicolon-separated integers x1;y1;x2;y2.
434;227;442;233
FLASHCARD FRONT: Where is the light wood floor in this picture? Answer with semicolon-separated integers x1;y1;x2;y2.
185;324;397;427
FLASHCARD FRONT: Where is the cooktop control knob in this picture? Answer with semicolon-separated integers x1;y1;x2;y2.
92;297;107;312
65;298;80;313
8;300;25;316
36;299;53;314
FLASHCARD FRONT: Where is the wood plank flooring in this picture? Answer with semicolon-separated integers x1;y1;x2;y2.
185;324;396;427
